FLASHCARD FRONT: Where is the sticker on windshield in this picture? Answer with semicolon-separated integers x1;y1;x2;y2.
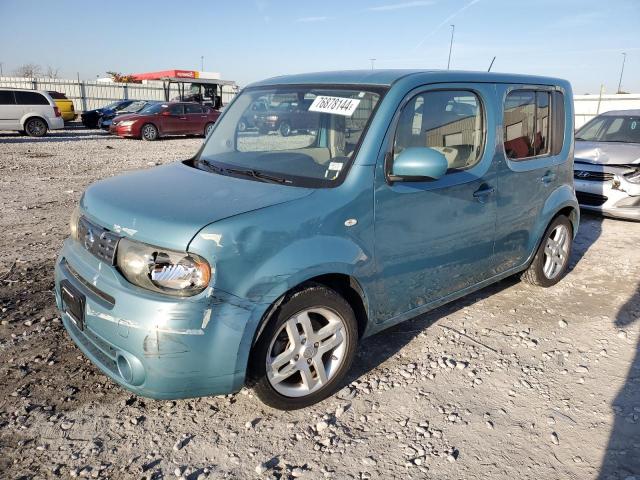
309;96;361;117
328;162;344;171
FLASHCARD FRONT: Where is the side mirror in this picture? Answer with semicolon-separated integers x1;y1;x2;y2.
389;147;448;182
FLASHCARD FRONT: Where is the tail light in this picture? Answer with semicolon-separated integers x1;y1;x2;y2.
54;106;61;117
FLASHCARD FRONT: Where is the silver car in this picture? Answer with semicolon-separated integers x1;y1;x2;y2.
574;109;640;220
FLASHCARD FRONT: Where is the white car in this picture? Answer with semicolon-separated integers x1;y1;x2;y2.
574;109;640;221
0;88;65;137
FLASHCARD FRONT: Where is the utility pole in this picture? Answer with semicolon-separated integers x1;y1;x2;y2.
369;58;376;70
200;56;204;71
447;24;455;70
617;52;626;93
0;62;3;77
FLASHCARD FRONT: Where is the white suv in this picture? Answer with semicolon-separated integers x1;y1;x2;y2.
0;88;65;137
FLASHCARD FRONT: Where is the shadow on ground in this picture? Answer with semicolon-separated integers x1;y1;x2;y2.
598;280;640;479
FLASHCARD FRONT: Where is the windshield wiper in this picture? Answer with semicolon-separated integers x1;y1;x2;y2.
225;167;292;184
198;158;227;175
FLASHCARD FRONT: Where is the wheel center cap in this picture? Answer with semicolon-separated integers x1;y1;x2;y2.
302;345;316;359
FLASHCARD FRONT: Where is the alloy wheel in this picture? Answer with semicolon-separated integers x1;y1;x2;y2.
266;307;347;397
543;224;569;279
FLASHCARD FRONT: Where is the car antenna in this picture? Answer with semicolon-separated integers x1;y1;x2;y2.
487;56;496;72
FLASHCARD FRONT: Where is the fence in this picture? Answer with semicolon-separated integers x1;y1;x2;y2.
0;76;238;112
574;93;640;128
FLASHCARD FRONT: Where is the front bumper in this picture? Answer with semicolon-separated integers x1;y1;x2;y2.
574;177;640;221
54;238;267;399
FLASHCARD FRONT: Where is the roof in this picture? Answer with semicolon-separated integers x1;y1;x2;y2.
600;109;640;116
249;69;568;88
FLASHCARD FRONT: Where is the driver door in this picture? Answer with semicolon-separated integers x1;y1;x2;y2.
373;84;498;323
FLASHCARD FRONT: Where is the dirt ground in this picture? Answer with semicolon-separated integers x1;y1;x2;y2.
0;127;638;480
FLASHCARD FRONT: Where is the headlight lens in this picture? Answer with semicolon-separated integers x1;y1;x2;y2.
625;169;640;184
118;120;136;127
69;206;80;241
116;238;211;296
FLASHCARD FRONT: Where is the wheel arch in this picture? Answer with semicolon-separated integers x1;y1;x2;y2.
21;114;50;129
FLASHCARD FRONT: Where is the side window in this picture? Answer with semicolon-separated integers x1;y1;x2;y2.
15;91;49;105
394;90;484;171
169;104;185;115
0;90;16;105
504;89;563;160
185;104;203;114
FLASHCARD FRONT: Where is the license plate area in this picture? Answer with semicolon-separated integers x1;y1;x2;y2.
61;280;86;330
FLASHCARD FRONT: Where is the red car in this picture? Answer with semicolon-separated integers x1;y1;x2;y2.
110;102;220;140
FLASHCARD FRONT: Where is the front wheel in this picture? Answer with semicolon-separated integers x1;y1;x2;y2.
278;121;291;137
522;215;573;287
250;285;358;410
140;123;158;141
25;118;48;137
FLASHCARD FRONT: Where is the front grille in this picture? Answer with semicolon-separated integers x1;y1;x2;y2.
61;258;115;308
577;191;608;206
574;170;614;182
77;217;120;265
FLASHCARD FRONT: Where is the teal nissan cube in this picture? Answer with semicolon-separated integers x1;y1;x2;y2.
55;70;578;409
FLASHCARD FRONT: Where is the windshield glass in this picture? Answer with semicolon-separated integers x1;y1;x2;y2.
576;114;640;143
121;100;149;113
197;85;384;187
140;103;167;114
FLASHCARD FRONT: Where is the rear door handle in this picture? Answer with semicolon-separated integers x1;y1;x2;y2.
541;171;556;184
473;186;495;203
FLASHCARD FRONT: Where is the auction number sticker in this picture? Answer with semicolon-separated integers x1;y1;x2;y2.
309;96;361;117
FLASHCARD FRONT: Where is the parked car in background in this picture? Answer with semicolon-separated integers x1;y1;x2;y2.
254;97;318;136
0;88;64;137
56;70;578;410
109;101;220;140
100;100;159;130
574;109;640;221
48;91;76;122
238;98;268;132
81;100;137;129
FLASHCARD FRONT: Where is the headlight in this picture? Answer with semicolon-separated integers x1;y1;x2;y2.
625;169;640;184
266;115;278;122
116;238;211;297
69;206;80;241
118;120;136;127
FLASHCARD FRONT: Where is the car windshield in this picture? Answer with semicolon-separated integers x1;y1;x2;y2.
120;100;148;113
576;114;640;143
140;103;167;114
197;85;384;187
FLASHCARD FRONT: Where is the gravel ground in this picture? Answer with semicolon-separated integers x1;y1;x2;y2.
0;126;638;480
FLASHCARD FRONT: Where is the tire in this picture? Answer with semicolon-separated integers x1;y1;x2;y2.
204;122;215;137
238;120;247;132
278;121;291;137
521;215;573;287
24;117;48;137
249;285;358;410
140;123;158;141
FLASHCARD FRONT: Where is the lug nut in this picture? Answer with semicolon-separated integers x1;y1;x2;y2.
294;354;299;360
301;338;306;344
314;342;319;347
307;358;312;364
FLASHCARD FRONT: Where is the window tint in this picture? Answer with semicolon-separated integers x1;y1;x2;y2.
551;91;565;155
504;89;564;160
394;90;484;171
169;104;185;115
185;104;203;114
0;90;15;105
15;91;49;105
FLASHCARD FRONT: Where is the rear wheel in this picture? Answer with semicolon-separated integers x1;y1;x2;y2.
238;119;247;132
522;215;573;287
204;122;215;137
250;285;358;410
24;118;47;137
141;123;158;141
278;121;291;137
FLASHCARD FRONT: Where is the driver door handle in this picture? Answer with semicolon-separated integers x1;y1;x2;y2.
541;171;556;184
473;185;495;203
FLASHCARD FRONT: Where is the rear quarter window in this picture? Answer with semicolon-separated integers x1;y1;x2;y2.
15;91;50;106
0;90;16;105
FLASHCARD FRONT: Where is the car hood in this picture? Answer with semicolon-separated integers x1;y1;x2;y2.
80;162;314;250
111;113;140;122
574;140;640;166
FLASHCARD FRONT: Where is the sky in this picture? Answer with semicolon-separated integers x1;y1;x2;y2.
0;0;638;94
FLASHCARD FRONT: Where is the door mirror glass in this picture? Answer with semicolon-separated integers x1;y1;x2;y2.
391;147;448;181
